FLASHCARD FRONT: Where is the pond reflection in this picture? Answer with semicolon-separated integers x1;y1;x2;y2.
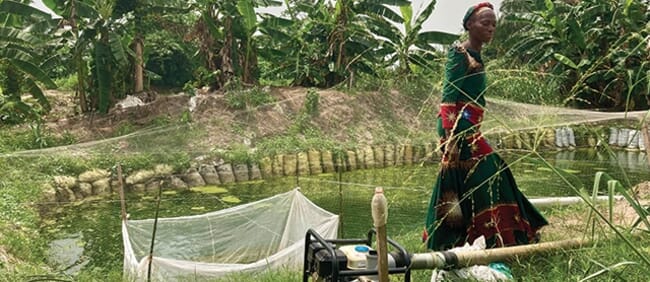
552;149;648;172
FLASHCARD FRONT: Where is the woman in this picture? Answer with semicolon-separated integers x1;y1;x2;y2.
423;2;548;251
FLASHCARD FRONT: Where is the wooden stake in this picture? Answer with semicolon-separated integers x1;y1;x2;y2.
117;164;127;221
371;187;389;282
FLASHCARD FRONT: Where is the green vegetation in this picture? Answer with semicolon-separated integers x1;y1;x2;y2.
1;0;647;119
224;83;275;110
0;0;649;280
0;125;76;153
22;155;650;281
487;64;564;105
495;0;649;110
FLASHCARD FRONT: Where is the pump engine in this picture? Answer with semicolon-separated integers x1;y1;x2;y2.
303;229;412;282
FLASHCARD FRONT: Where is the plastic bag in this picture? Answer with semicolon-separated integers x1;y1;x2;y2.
430;236;513;281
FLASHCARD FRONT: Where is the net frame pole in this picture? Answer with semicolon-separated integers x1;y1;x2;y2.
147;182;164;281
117;163;127;221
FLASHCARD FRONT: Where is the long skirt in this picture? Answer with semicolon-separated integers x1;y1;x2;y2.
424;118;548;251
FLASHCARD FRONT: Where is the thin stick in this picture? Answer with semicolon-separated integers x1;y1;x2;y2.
117;164;127;221
147;183;164;282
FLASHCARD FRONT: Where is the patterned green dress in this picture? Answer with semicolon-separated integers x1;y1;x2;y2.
424;45;548;250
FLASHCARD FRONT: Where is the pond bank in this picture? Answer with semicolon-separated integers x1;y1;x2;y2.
41;123;649;205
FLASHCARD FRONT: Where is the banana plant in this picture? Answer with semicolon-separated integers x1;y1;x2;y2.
185;0;280;89
44;0;91;112
0;0;58;123
113;0;190;93
257;0;333;86
258;0;411;87
236;0;256;83
45;0;132;113
115;0;144;93
366;0;459;74
497;0;650;110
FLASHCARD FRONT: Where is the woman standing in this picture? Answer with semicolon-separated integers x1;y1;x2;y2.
423;2;548;251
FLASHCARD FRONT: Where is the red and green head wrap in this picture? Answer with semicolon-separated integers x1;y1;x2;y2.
463;2;494;30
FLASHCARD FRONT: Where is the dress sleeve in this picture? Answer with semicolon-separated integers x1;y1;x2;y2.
440;47;468;129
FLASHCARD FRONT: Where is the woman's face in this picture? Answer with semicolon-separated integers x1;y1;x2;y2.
468;9;497;44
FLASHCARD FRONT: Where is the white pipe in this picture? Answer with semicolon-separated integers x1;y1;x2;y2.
530;195;623;208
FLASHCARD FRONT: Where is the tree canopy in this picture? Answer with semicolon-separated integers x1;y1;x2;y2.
0;0;648;124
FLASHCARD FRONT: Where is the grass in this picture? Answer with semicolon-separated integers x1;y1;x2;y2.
2;157;648;281
0;125;76;153
1;71;649;281
486;61;564;106
186;210;650;282
511;238;648;281
53;74;78;91
101;226;649;282
0;123;202;280
0;158;53;280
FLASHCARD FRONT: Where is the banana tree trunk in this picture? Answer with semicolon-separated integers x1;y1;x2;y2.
134;36;144;93
75;53;89;113
1;63;21;98
95;27;112;113
241;37;258;84
133;0;144;93
219;16;234;88
70;1;89;113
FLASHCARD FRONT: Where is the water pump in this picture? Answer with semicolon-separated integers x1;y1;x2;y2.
303;229;411;282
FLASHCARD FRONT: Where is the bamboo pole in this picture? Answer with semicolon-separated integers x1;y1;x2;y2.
371;187;389;282
410;238;588;270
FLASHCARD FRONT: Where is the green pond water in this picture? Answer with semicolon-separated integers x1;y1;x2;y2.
41;149;648;275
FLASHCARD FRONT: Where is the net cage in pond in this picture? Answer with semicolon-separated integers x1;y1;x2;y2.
122;188;339;280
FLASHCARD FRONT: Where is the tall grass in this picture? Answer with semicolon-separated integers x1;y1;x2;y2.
487;64;564;106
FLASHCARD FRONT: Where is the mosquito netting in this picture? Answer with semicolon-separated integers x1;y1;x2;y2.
122;188;339;281
6;89;648;280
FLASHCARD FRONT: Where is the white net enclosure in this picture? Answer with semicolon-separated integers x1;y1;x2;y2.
122;188;339;281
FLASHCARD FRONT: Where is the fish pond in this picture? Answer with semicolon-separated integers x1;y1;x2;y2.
41;149;648;276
